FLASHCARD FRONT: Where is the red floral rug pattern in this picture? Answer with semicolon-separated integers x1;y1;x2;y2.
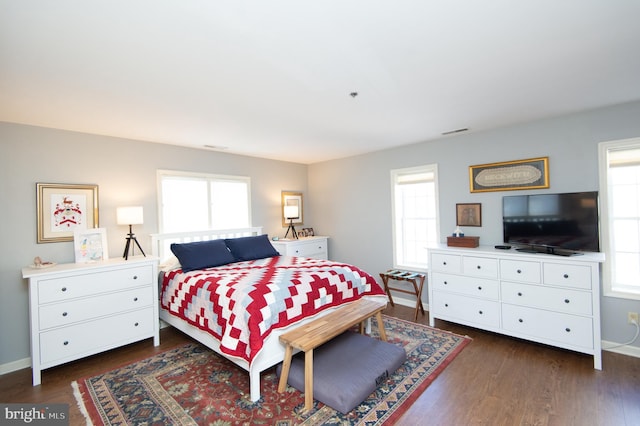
73;316;470;425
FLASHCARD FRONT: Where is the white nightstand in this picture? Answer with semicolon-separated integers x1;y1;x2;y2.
22;256;160;385
271;236;329;260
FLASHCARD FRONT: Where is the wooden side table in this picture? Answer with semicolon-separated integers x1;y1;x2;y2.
380;270;426;322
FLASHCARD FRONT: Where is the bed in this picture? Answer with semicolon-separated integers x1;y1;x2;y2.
150;227;387;402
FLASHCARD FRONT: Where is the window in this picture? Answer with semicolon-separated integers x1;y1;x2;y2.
598;138;640;300
157;170;251;233
391;164;439;271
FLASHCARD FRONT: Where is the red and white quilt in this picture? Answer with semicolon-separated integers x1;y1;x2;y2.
160;256;387;364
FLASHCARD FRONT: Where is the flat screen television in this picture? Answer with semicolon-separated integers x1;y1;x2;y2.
502;191;600;255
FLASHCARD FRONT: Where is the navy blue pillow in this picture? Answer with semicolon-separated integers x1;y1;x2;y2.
225;234;280;262
170;239;235;272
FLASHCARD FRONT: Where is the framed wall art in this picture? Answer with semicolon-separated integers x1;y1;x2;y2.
456;203;482;227
37;183;99;243
74;228;108;263
469;157;549;193
281;191;303;227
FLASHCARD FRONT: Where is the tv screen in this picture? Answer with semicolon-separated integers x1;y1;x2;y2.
503;191;600;254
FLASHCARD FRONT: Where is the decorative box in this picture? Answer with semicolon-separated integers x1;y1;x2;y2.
446;236;479;248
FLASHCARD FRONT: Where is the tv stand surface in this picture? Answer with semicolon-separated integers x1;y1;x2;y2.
428;244;604;370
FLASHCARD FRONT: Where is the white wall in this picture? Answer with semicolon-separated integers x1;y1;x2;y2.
0;123;307;369
309;100;640;352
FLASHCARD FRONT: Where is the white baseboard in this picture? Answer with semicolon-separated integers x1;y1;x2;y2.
0;357;30;376
602;340;640;358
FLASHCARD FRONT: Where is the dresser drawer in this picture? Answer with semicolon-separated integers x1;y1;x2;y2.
430;253;462;274
39;286;154;329
431;290;500;328
543;263;591;289
432;273;499;300
38;265;153;303
39;307;155;365
463;256;498;279
290;240;327;258
502;304;593;349
501;282;592;316
500;259;541;283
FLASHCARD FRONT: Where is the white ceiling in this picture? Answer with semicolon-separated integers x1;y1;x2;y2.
2;1;640;164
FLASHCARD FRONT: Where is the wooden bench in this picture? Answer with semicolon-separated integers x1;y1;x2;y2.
277;299;387;412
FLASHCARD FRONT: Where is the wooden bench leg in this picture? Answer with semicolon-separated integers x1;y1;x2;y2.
278;344;293;393
375;311;387;341
304;349;314;412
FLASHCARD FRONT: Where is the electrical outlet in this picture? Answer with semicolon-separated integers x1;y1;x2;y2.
628;312;639;325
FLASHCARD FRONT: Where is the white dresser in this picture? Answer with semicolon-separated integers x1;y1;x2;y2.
271;236;329;260
428;245;605;369
22;256;160;385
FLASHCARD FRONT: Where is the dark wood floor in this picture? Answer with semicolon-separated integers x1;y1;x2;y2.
2;305;639;425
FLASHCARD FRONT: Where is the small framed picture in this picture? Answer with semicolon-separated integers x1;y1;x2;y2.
301;227;315;237
74;228;108;263
456;203;482;227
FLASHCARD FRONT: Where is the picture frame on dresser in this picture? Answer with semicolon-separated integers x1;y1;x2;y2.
36;183;99;243
74;228;108;263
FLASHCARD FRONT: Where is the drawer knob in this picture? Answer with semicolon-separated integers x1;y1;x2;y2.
61;287;67;292
517;269;522;274
444;303;449;307
517;292;523;297
519;318;523;323
134;297;139;302
565;327;571;333
135;322;139;327
563;274;569;279
133;275;138;280
477;286;482;291
443;261;447;266
62;312;68;317
478;310;483;315
564;299;570;304
476;265;481;269
63;341;69;346
443;281;448;285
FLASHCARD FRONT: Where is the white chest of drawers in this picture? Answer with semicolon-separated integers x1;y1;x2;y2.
271;236;329;260
22;256;160;385
428;245;604;369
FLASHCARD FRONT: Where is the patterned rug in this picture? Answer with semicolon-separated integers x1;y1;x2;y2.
73;316;470;425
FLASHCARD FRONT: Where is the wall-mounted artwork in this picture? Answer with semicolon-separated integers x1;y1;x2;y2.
469;157;549;193
37;183;99;243
456;203;482;227
281;191;303;227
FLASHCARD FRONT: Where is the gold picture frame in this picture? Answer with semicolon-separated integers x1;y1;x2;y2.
469;157;549;193
281;191;303;227
456;203;482;227
37;183;99;243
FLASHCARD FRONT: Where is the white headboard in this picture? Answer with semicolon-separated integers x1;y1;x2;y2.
150;227;263;262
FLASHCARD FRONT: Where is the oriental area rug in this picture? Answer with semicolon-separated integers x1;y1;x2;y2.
73;316;470;425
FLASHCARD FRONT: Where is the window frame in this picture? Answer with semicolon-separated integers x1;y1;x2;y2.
390;164;440;272
157;169;252;233
598;137;640;300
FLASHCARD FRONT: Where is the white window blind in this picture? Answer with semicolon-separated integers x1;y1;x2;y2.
599;138;640;299
391;165;439;271
157;170;251;233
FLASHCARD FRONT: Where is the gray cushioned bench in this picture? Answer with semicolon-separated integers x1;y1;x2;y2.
277;330;406;414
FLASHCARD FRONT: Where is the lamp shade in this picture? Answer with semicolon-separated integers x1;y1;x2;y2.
284;205;299;219
116;206;144;225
